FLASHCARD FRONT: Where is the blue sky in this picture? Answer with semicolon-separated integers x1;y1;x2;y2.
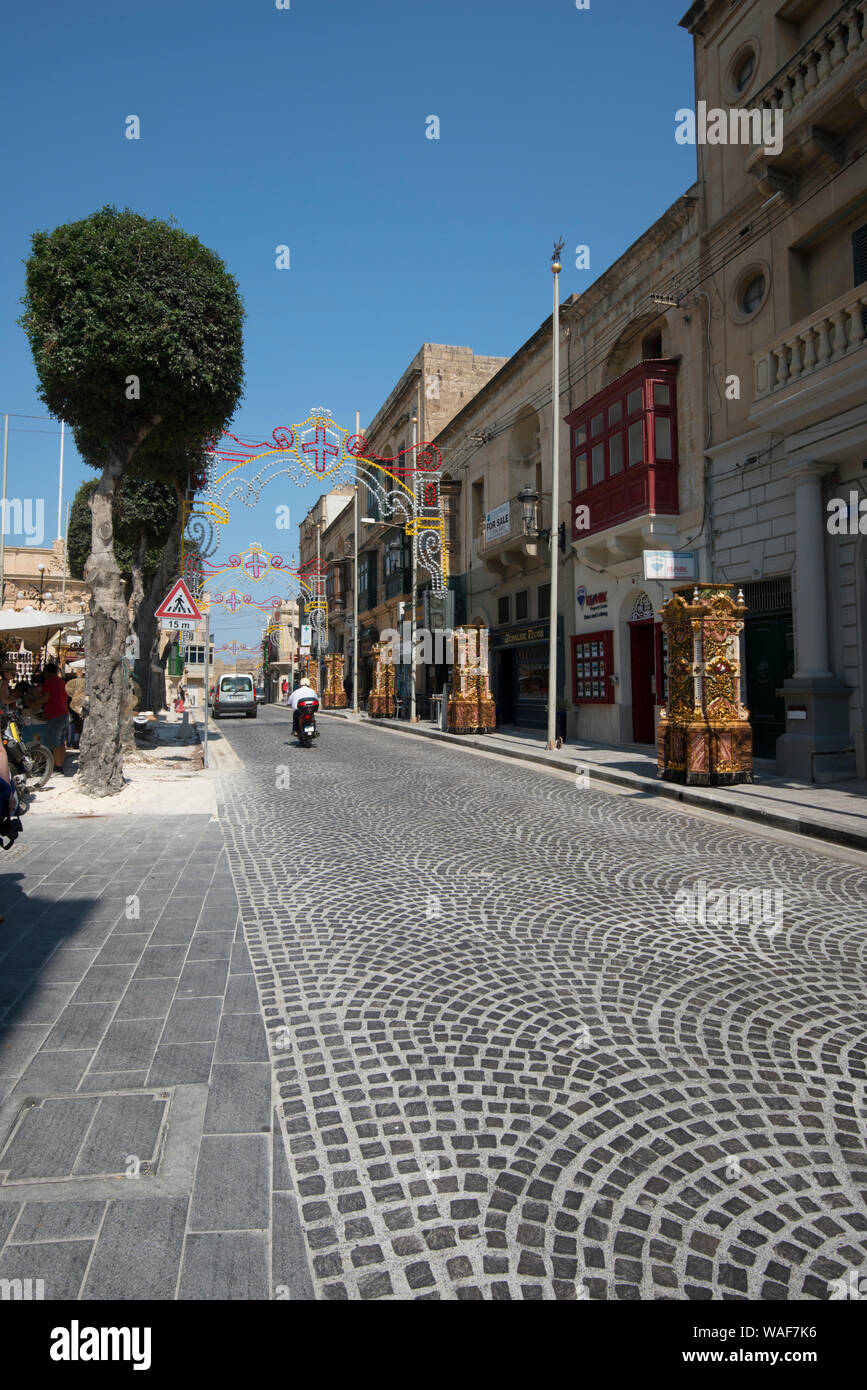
0;0;696;647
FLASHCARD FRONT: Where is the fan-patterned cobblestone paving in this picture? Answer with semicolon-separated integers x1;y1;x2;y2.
216;709;867;1301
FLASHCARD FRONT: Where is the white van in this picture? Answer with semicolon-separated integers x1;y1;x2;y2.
213;673;257;719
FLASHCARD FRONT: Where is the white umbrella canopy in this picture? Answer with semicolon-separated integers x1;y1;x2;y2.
0;610;84;635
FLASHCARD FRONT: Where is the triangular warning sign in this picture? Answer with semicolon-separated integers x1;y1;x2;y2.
155;578;203;622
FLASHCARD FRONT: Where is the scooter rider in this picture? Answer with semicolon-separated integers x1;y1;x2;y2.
288;677;319;736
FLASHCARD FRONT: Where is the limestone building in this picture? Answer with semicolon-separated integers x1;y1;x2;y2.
681;0;867;777
432;192;704;742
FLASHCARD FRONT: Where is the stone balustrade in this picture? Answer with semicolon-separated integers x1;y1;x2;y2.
754;283;867;398
749;2;867;127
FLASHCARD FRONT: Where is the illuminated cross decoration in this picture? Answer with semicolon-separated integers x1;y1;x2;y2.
302;427;339;474
244;548;268;580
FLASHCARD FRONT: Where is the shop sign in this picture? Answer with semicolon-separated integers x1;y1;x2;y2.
485;502;511;544
490;618;561;649
642;550;696;581
500;624;545;646
576;586;608;620
300;624;312;646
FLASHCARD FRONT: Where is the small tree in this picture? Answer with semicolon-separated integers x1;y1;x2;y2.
21;206;244;794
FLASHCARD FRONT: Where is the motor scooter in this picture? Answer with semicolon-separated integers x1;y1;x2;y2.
294;697;320;748
1;712;34;834
1;712;53;803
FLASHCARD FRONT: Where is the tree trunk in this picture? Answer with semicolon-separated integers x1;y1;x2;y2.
135;502;182;711
78;421;158;796
79;451;129;795
120;534;147;753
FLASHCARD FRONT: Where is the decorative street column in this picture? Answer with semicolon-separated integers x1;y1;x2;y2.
447;625;496;734
323;653;347;708
657;583;753;785
791;460;832;678
776;457;853;780
367;641;395;718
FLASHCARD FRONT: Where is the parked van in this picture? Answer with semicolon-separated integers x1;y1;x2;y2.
213;673;257;719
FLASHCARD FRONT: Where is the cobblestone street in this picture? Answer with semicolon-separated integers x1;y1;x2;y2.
215;708;867;1301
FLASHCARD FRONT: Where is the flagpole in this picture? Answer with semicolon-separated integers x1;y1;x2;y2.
57;421;65;540
354;409;360;715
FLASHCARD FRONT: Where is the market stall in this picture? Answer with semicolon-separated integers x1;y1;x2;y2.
0;609;85;744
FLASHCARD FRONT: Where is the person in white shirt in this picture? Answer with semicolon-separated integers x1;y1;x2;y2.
288;679;319;734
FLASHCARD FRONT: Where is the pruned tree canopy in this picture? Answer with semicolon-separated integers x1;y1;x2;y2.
20;204;245;467
19;204;245;796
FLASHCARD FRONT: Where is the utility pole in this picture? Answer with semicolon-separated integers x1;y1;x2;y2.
57;421;65;540
410;405;418;722
61;500;71;610
354;409;360;715
547;241;564;751
316;514;321;689
203;609;210;768
0;413;8;606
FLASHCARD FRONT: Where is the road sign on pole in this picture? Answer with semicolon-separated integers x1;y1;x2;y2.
155;578;204;623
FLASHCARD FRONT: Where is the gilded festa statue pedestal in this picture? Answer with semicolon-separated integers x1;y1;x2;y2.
447;625;496;734
367;641;396;719
322;654;346;708
657;583;753;786
298;659;318;693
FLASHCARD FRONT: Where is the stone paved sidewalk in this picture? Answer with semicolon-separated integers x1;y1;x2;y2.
0;814;312;1300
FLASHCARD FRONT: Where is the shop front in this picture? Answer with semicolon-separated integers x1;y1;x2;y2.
491;618;564;731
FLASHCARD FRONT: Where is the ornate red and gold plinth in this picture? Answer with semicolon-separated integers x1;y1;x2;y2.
447;625;496;735
298;660;318;693
323;653;347;708
657;583;753;786
367;641;396;718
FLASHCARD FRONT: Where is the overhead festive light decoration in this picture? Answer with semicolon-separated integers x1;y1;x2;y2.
215;641;260;657
186;408;447;592
195;553;328;649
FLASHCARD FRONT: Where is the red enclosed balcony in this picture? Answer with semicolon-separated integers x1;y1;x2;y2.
567;359;680;543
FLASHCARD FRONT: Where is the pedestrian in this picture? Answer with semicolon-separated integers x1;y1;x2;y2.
30;661;70;773
281;677;288;703
0;663;16;710
65;668;86;748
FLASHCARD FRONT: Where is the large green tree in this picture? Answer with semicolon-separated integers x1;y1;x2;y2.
21;206;244;794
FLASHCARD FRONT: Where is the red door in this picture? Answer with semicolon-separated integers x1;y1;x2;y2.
630;621;656;744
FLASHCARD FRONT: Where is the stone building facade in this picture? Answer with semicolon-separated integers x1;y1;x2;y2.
295;346;507;710
681;0;867;777
431;191;705;742
1;539;89;615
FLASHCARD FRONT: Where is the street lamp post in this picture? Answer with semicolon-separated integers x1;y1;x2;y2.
410;410;418;722
315;517;322;687
353;410;360;715
547;241;564;751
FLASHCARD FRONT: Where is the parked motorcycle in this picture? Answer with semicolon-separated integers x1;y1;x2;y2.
1;712;54;806
294;697;320;748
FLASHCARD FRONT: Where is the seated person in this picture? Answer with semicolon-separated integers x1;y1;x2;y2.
288;677;319;734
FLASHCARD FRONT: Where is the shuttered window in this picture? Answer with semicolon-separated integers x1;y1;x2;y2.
853;225;867;286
